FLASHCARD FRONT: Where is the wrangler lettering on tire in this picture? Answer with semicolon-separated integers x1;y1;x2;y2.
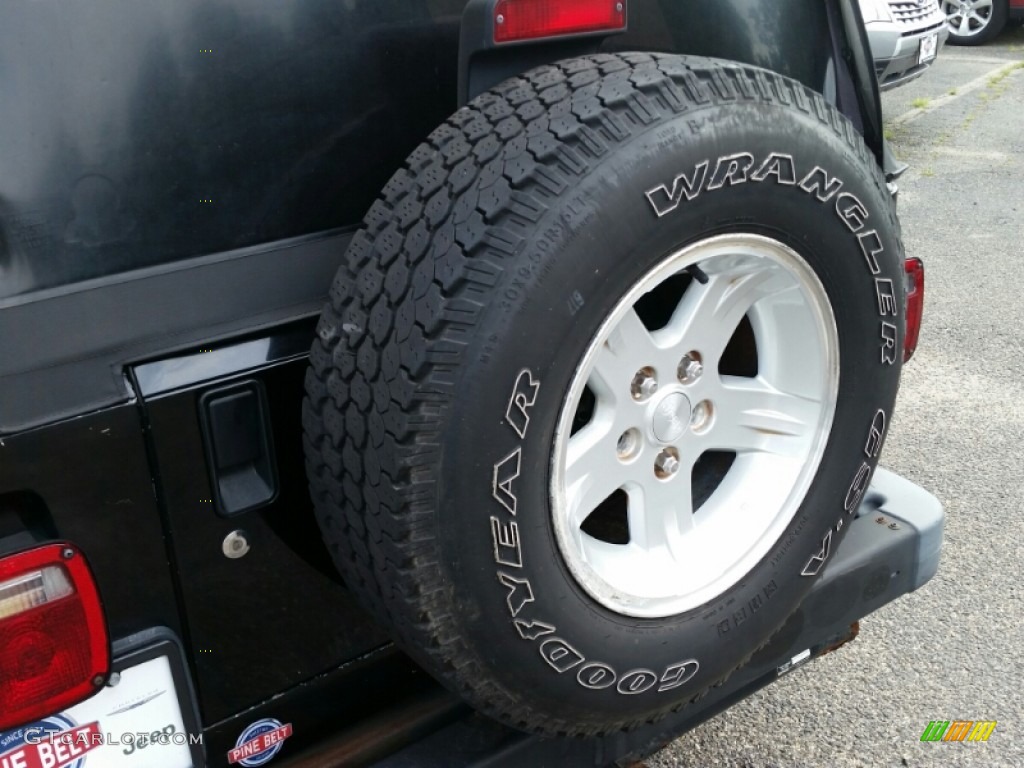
304;53;904;735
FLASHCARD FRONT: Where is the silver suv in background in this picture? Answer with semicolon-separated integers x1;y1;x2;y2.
860;0;949;89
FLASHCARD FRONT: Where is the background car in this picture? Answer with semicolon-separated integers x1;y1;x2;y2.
861;0;949;89
941;0;1024;45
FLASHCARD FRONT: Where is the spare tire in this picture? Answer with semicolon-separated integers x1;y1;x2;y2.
303;53;905;735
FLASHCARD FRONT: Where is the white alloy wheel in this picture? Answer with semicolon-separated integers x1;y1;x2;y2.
552;234;840;618
944;0;1000;40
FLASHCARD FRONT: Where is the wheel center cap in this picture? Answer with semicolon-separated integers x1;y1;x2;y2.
649;392;691;444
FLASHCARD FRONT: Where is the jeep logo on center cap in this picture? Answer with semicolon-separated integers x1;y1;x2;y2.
651;392;691;444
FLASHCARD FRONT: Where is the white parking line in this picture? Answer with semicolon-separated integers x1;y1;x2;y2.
931;146;1011;161
947;54;1021;65
891;60;1023;126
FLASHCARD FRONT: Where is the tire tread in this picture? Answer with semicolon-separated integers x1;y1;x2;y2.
304;53;901;736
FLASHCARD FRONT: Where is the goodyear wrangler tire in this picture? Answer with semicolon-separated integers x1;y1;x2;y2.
304;53;905;735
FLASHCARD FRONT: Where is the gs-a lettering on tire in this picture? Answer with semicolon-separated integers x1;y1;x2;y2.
303;53;905;735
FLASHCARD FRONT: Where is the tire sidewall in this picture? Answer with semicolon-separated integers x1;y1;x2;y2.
437;101;903;723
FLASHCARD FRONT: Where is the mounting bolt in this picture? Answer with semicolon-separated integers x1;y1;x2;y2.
630;367;658;401
655;450;680;478
496;13;505;24
888;522;900;530
678;352;704;384
92;675;105;687
61;547;75;560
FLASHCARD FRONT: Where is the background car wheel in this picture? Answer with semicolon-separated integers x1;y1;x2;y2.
943;0;1008;45
304;53;906;735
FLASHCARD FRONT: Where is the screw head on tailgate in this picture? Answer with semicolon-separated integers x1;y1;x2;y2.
223;530;251;559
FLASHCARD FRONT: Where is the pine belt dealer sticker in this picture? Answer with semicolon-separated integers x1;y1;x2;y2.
228;719;293;767
0;715;101;768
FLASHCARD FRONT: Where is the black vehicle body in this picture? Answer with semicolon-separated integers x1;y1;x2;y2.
0;2;938;766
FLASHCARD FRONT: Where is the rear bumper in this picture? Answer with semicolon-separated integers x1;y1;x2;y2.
70;468;940;768
867;19;949;90
356;466;944;767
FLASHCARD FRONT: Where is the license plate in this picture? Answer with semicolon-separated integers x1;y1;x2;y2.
0;655;196;768
919;32;938;64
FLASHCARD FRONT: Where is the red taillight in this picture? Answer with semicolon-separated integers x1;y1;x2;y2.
0;543;109;730
903;257;924;362
494;0;626;43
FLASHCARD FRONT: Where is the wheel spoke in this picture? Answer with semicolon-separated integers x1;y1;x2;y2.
627;464;695;556
588;308;659;401
708;376;822;458
564;420;634;530
551;234;840;618
655;261;794;363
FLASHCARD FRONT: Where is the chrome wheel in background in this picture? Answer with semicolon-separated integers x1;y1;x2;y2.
943;0;1008;44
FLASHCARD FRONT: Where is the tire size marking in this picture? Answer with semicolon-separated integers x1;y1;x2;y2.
715;581;776;639
488;368;700;696
647;152;902;366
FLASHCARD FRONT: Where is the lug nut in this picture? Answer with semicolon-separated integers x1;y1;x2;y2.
690;400;713;432
631;367;658;401
617;428;641;461
655;449;680;479
678;352;703;384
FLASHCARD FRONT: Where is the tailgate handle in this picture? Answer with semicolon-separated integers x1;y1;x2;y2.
199;381;278;516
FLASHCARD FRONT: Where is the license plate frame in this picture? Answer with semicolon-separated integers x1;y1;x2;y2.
0;630;204;768
919;32;939;65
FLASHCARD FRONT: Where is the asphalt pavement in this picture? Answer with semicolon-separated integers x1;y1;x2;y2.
649;26;1024;768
